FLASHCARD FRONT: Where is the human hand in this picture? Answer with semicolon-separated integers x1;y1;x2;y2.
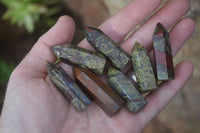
0;0;195;133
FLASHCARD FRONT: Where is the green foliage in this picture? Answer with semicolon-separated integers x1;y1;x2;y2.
1;0;61;33
0;58;15;84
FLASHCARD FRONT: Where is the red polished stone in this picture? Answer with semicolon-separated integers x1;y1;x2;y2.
74;68;124;117
153;23;175;80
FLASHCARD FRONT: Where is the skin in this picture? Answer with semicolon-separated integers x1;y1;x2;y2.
0;0;195;133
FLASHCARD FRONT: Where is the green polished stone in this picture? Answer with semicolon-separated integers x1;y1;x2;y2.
85;27;130;70
131;42;158;93
52;44;107;75
108;67;146;113
47;62;91;111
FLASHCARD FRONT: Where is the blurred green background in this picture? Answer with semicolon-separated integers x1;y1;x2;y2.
0;0;199;132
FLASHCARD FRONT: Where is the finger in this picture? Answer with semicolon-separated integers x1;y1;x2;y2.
122;0;190;53
28;15;75;62
80;0;162;49
13;16;75;78
137;61;194;130
100;0;162;43
168;18;195;56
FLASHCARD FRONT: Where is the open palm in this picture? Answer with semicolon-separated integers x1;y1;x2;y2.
0;0;195;133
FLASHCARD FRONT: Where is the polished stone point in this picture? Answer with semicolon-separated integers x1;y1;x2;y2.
153;23;175;80
131;42;158;93
51;44;107;75
74;67;124;117
47;62;91;111
85;27;131;70
108;67;147;113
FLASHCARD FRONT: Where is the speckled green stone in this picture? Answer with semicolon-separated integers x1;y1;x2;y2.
51;44;107;75
131;42;158;93
47;62;91;111
85;27;130;70
107;68;147;113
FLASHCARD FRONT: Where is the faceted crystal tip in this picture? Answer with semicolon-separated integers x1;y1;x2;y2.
51;45;62;58
85;26;95;37
132;41;145;52
156;22;163;28
46;61;61;77
85;26;96;33
46;61;55;71
85;26;102;40
154;22;167;35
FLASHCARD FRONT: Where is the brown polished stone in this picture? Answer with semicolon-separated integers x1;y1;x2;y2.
74;68;124;117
